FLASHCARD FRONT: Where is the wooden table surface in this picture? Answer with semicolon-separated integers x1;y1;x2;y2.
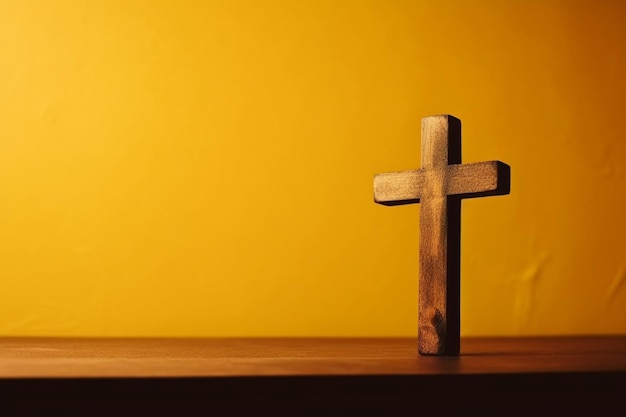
0;335;625;378
0;336;624;417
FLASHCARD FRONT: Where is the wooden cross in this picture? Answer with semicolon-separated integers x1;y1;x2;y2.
374;115;510;356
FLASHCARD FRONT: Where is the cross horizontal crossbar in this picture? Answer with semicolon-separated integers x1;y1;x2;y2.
374;160;510;205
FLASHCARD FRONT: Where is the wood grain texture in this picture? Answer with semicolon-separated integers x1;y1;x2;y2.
0;337;623;417
374;115;511;355
0;336;624;378
373;161;509;204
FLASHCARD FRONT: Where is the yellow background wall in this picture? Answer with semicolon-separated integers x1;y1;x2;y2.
0;0;624;337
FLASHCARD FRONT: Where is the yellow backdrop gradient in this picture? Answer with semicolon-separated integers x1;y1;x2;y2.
0;0;624;337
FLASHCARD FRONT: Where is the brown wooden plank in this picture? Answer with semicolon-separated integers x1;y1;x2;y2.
373;161;510;204
417;115;460;355
0;336;625;379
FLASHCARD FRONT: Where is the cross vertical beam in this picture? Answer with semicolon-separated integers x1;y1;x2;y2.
373;114;510;356
418;116;461;355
